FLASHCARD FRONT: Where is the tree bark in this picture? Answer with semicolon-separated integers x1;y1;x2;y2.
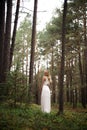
58;0;67;114
28;0;38;103
9;0;20;69
83;4;87;107
2;0;12;82
0;0;5;82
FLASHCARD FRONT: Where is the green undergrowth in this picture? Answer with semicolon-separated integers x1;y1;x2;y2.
0;103;87;130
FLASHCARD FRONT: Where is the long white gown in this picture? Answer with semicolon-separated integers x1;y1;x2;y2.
41;77;51;113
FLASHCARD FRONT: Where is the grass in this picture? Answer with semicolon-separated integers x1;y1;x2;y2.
0;103;87;130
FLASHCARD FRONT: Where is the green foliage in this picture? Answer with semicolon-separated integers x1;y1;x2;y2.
0;83;9;101
4;71;28;105
0;104;87;130
13;14;32;70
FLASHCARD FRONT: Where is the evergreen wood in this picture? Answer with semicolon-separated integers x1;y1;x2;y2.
0;0;87;118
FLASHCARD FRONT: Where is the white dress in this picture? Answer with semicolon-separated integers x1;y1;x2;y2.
41;77;51;113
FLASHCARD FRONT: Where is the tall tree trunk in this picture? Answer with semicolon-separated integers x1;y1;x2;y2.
2;0;12;82
66;69;69;102
28;0;38;103
83;3;87;107
9;0;20;69
0;0;5;83
26;45;29;86
69;63;73;104
51;45;56;103
58;0;67;114
78;52;86;108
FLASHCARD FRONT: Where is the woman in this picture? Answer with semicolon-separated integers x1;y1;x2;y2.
41;70;52;113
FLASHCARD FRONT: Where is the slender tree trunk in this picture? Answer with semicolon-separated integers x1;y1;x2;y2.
76;15;86;108
73;88;77;109
2;0;12;82
9;0;20;69
83;4;87;107
26;45;29;86
69;68;73;104
51;45;56;103
78;52;86;108
58;0;67;114
0;0;5;83
66;70;69;102
28;0;38;103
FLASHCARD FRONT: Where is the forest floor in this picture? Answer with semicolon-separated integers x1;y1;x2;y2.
0;103;87;130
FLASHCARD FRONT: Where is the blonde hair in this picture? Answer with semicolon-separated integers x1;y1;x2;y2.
44;70;49;76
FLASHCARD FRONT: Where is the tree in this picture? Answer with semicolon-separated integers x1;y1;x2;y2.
0;0;5;82
58;0;67;114
10;0;20;69
83;1;87;108
8;15;32;104
28;0;38;103
68;0;87;108
13;15;32;72
2;0;12;82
